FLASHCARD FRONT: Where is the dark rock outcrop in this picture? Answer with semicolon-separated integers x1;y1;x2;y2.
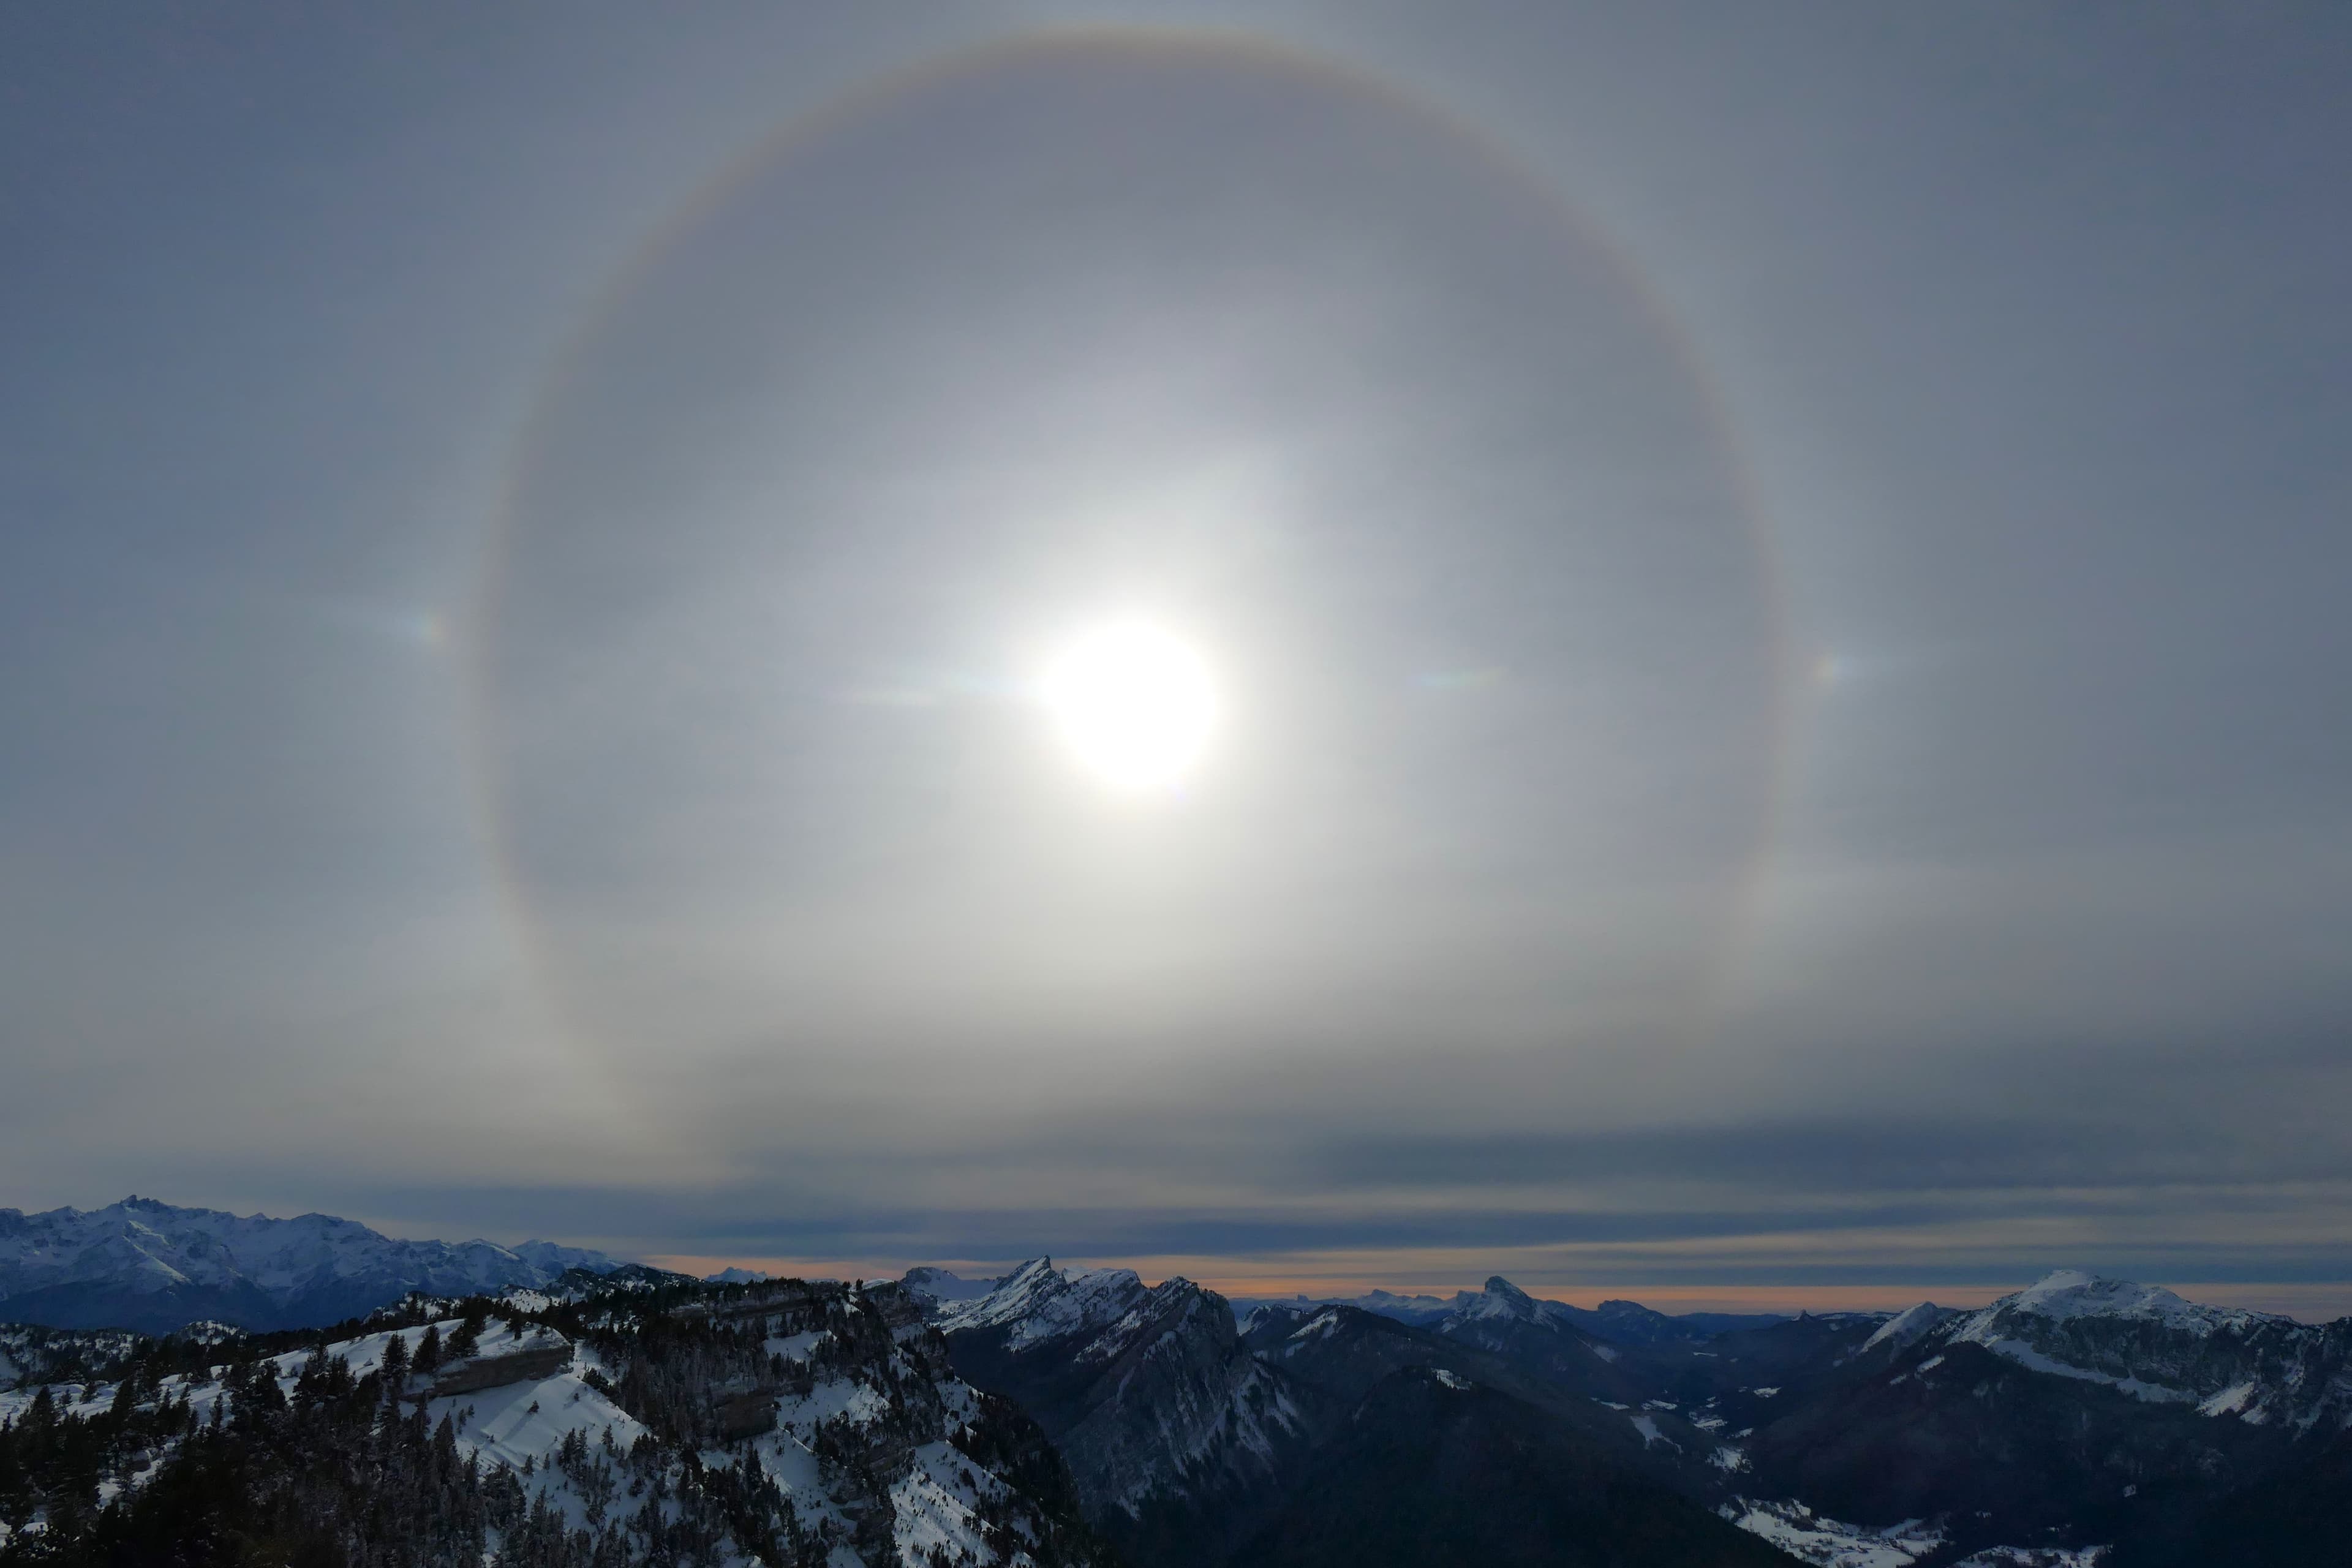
424;1325;573;1396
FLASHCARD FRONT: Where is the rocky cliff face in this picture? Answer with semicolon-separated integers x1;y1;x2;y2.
420;1322;575;1398
932;1265;1800;1568
937;1259;1319;1561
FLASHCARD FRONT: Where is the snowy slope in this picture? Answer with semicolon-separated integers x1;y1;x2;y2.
2;1273;1111;1566
1931;1269;2352;1425
935;1257;1150;1347
1722;1498;2113;1568
1860;1302;1954;1355
1720;1498;1945;1567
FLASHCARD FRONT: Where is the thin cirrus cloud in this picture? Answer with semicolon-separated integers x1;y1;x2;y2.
0;4;2348;1313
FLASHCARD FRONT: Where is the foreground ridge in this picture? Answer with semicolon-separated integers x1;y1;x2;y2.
0;1268;1110;1566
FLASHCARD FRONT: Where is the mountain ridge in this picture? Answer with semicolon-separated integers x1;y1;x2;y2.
925;1260;2352;1568
929;1259;1800;1568
0;1197;624;1333
0;1263;1111;1564
14;1202;2352;1566
1226;1280;1790;1345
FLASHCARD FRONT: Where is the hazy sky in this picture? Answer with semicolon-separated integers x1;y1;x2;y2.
6;2;2349;1310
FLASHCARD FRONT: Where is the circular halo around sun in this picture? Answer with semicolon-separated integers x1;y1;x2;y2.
1040;624;1217;793
477;37;1786;1085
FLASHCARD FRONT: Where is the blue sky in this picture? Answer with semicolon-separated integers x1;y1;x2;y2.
4;2;2349;1310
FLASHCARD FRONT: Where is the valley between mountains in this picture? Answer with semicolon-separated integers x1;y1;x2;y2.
4;1200;2350;1567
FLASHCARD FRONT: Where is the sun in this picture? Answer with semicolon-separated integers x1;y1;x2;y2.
1040;623;1218;793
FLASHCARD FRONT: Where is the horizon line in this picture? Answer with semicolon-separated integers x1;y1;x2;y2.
642;1254;2352;1323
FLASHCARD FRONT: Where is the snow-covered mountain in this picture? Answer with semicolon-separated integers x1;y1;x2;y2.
929;1262;1795;1568
1916;1268;2352;1428
934;1258;1153;1346
1859;1299;1958;1354
20;1223;2344;1566
1430;1275;1643;1389
933;1261;2352;1568
0;1197;624;1333
933;1256;1311;1559
0;1267;1110;1564
1721;1270;2352;1566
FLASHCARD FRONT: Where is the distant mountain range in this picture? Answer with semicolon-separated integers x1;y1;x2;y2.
1225;1281;1788;1345
903;1269;1787;1346
9;1204;2352;1565
915;1259;2352;1568
0;1197;622;1333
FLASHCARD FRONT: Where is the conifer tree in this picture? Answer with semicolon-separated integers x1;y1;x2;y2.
380;1326;411;1400
450;1300;485;1359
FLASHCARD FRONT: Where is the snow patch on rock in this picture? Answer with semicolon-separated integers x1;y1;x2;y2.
1722;1499;1945;1567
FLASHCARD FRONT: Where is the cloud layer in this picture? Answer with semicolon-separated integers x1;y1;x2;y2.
3;4;2348;1309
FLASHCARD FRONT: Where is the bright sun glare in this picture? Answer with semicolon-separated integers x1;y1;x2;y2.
1041;624;1218;793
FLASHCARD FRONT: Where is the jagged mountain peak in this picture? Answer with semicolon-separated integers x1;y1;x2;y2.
1462;1275;1547;1319
932;1256;1309;1560
1451;1275;1588;1335
935;1255;1152;1347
